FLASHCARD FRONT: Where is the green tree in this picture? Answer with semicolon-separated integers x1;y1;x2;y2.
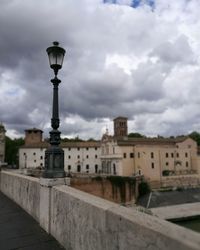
61;136;84;142
138;181;151;197
189;131;200;145
5;136;24;166
128;132;145;138
87;138;97;142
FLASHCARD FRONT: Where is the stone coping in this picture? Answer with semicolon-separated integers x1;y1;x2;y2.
54;185;200;249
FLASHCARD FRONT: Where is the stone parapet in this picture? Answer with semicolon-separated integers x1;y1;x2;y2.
0;170;200;250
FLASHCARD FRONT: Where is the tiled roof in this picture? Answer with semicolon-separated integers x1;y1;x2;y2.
20;141;101;149
25;128;43;133
116;136;189;146
20;141;49;148
61;141;101;148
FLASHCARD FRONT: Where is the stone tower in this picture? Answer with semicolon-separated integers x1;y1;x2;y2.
25;128;43;145
113;117;128;137
0;124;6;163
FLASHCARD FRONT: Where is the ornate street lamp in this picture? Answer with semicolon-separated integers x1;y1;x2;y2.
43;41;66;178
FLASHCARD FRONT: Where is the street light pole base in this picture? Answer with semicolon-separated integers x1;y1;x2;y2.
43;146;65;178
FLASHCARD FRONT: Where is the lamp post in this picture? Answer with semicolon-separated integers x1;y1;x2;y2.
43;41;66;178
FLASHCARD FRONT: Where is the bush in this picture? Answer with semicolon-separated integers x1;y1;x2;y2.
162;170;170;176
93;176;102;181
138;181;151;197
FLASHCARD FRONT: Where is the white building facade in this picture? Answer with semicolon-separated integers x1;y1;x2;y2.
19;118;200;185
19;129;101;174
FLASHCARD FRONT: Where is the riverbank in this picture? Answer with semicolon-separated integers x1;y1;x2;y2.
137;187;200;208
151;202;200;220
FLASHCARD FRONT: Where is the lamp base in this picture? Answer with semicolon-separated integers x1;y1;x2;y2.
43;146;65;178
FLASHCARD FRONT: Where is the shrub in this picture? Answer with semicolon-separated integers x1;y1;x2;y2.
162;170;170;176
138;181;151;197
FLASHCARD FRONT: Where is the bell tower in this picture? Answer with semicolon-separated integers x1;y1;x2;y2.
25;128;43;145
113;117;128;137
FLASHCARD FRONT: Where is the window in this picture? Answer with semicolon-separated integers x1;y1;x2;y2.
86;164;89;169
171;153;174;158
77;155;80;159
130;153;134;158
68;165;71;170
177;153;179;158
186;161;189;167
123;153;126;158
166;153;169;158
77;147;80;151
40;163;43;167
86;155;89;159
95;155;98;159
151;152;154;159
113;164;116;175
23;152;26;156
68;148;71;151
68;155;71;159
166;162;169;166
138;152;140;158
113;147;115;154
33;152;36;155
95;147;97;150
95;164;98;173
34;160;36;163
77;165;81;172
138;170;141;175
185;152;188;158
86;147;89;151
40;156;43;160
151;162;154;169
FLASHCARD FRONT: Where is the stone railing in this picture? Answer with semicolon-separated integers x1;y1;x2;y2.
0;170;200;250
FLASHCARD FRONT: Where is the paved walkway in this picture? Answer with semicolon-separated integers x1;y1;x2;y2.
0;192;65;250
151;202;200;220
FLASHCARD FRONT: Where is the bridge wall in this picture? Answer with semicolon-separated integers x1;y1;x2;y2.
0;171;40;221
0;170;200;250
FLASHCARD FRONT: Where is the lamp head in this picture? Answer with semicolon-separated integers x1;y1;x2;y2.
46;41;65;76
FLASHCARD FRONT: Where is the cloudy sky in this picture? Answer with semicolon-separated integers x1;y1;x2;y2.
1;0;200;139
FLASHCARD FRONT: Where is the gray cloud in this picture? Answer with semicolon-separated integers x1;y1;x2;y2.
1;0;200;139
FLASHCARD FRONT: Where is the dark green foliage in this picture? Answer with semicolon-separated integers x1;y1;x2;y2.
107;176;125;187
87;138;97;142
162;170;170;176
5;136;24;165
189;131;200;145
61;136;84;142
128;133;145;138
138;181;151;197
107;176;135;187
93;176;102;181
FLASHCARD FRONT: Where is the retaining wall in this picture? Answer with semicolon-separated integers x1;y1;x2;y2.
0;170;200;250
